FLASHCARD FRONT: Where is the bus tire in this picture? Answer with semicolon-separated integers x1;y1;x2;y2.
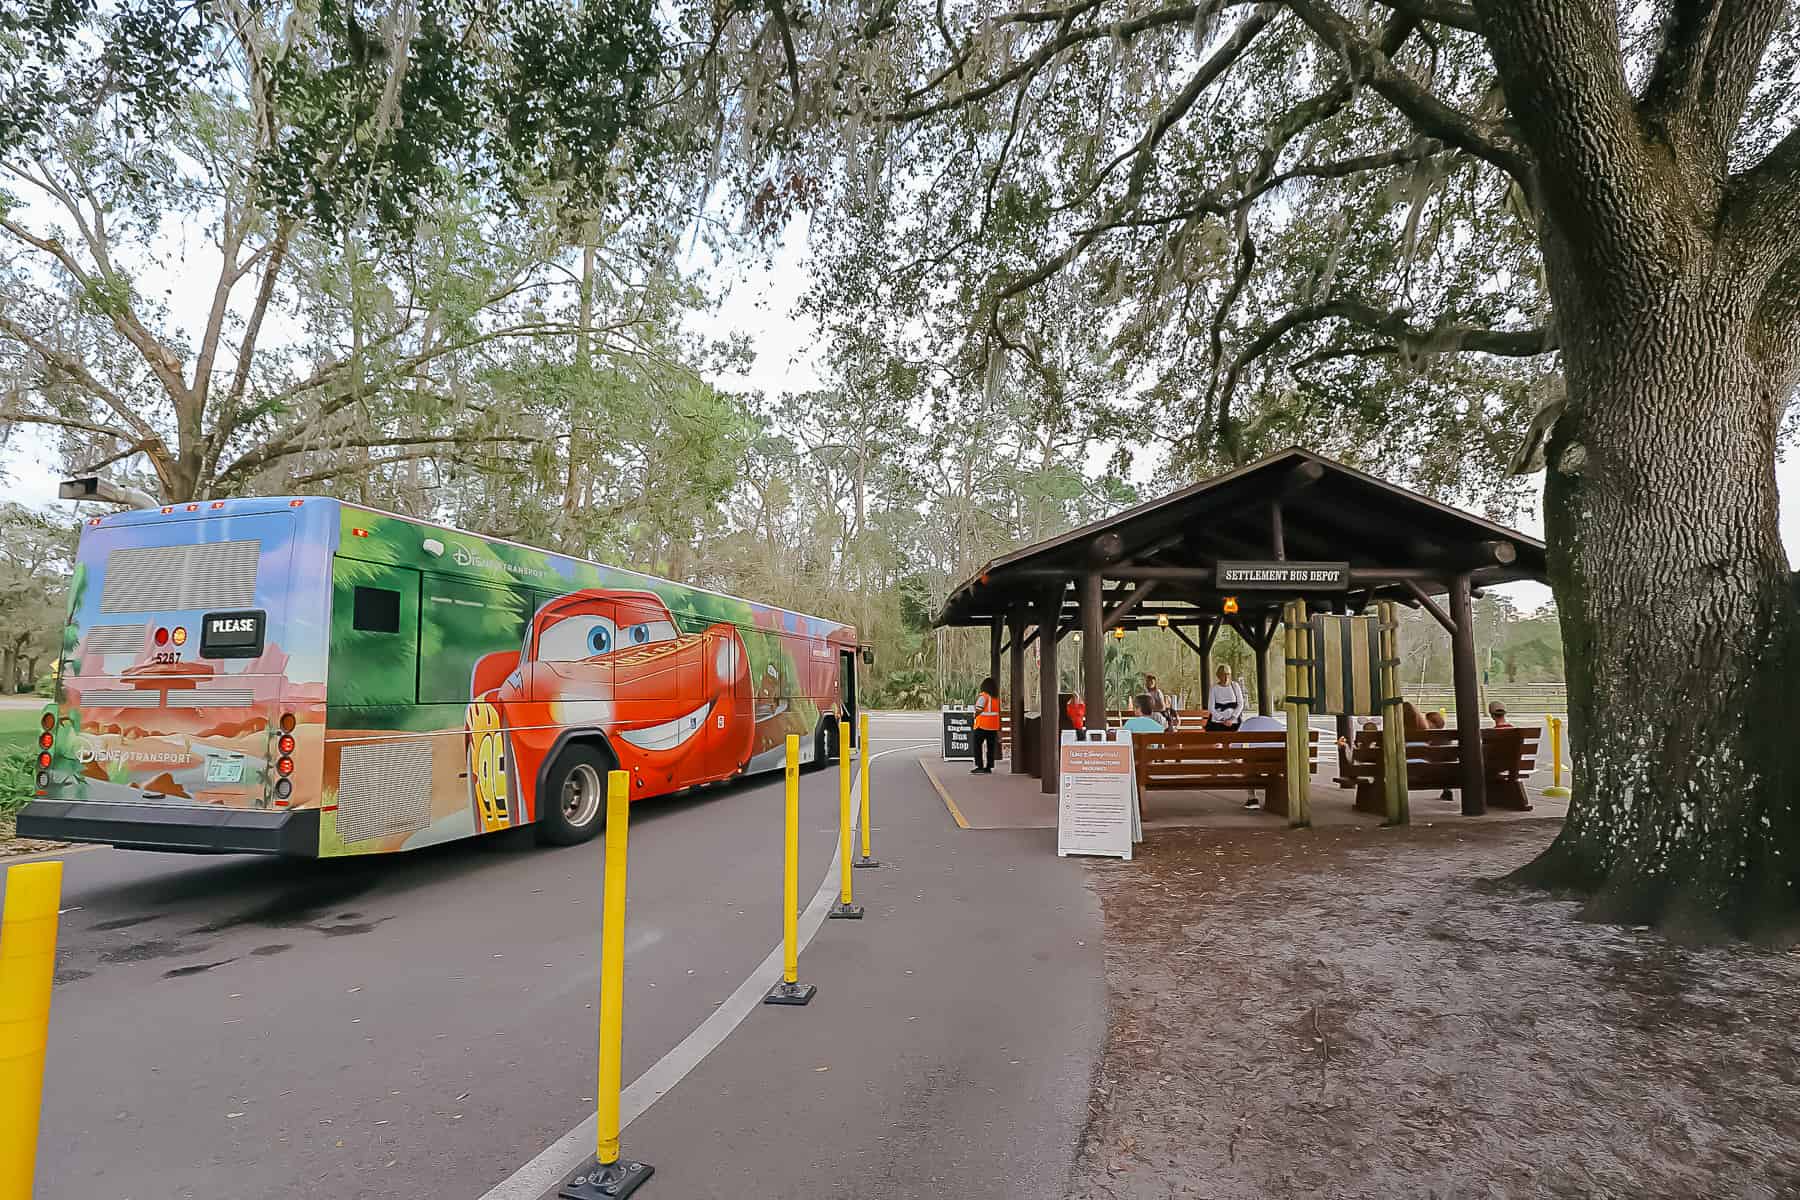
537;743;613;846
812;716;838;769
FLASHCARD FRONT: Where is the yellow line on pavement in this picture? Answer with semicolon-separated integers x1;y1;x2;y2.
918;759;969;830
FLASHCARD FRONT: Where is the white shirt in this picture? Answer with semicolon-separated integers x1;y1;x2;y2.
1238;714;1283;732
1208;680;1247;724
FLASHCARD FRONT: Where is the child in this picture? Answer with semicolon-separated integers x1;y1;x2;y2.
1426;710;1452;802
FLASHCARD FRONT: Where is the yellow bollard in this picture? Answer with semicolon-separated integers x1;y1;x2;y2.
1;860;62;1200
829;724;863;919
764;736;816;1005
854;711;878;868
558;772;652;1199
1544;715;1571;798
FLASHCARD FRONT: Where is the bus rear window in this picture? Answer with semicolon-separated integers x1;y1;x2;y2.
353;587;401;633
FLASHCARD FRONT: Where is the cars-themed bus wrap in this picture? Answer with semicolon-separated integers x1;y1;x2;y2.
23;498;858;858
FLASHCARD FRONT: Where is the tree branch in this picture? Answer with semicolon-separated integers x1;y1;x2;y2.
1288;0;1530;181
0;311;162;445
1368;0;1480;33
1725;121;1800;265
1216;298;1557;422
1469;0;1660;275
0;408;137;443
217;432;548;486
1640;0;1786;190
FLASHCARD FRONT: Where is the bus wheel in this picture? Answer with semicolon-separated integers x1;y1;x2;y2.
537;744;612;846
813;717;837;769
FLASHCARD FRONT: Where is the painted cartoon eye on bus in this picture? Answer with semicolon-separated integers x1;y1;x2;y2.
463;588;754;840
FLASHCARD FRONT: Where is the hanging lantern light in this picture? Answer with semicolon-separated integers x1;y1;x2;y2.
1112;626;1125;640
1156;613;1170;628
1223;596;1240;615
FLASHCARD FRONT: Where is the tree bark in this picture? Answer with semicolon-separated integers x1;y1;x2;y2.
1521;265;1800;933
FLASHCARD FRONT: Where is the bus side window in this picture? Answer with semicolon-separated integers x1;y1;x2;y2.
353;586;400;633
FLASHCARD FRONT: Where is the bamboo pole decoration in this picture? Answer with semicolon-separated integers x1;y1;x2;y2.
1285;601;1311;828
1281;600;1310;827
1378;600;1410;825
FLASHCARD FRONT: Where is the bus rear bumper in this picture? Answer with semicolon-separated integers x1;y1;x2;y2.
16;801;320;857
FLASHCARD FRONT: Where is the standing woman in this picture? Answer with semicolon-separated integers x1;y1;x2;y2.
971;676;1002;774
1207;665;1247;732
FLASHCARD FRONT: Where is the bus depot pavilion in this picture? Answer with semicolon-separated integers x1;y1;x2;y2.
932;447;1552;826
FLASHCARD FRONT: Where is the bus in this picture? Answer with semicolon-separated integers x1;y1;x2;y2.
20;498;861;858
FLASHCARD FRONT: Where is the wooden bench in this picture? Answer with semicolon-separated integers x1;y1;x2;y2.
1347;726;1540;813
1130;730;1320;817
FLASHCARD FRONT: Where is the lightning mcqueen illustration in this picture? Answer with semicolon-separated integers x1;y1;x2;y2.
464;589;753;844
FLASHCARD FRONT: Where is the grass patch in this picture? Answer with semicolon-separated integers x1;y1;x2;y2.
0;706;43;756
0;707;49;819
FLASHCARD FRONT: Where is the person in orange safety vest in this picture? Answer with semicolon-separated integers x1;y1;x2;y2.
972;676;1002;774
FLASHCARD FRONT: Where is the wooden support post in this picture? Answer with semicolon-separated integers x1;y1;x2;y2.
1378;600;1410;825
1080;572;1105;731
989;616;1002;697
1332;600;1352;784
1253;617;1274;716
1447;573;1487;815
1039;596;1060;794
1283;600;1310;827
1008;608;1027;774
1200;620;1217;722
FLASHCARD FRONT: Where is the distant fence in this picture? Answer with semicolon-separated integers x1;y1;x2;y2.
1407;683;1567;718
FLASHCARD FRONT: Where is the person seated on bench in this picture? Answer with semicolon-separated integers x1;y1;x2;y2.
1237;712;1284;809
1489;701;1512;728
1122;693;1169;733
1426;709;1454;803
1207;665;1247;731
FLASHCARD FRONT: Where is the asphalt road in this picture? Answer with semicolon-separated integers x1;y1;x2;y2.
10;713;1105;1200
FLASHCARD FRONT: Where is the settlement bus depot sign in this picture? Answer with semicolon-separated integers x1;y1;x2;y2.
1217;561;1349;590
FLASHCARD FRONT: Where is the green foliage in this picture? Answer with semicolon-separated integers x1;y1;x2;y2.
0;752;31;817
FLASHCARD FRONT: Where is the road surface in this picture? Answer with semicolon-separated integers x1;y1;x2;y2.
9;712;1105;1199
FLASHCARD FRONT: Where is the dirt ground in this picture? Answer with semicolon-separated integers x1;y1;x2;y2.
1068;820;1800;1200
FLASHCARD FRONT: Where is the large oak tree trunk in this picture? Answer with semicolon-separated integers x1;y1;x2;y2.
1524;262;1800;932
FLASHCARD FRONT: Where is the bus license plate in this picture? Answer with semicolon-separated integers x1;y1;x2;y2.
206;757;245;783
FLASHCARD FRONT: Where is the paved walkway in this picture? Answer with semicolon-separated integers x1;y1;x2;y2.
921;754;1568;832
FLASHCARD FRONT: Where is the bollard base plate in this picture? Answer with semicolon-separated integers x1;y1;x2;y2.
764;979;816;1005
1543;786;1571;798
828;902;864;920
853;856;880;869
558;1157;653;1199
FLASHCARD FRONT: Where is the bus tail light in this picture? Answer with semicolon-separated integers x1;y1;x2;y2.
279;712;296;733
277;756;294;776
38;732;53;750
37;751;52;769
278;734;295;754
274;779;292;801
40;712;55;731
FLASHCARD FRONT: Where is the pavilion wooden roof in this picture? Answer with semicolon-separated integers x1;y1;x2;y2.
934;447;1548;630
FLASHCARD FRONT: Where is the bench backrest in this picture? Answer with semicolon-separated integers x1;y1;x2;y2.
1131;730;1319;791
1347;726;1541;784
